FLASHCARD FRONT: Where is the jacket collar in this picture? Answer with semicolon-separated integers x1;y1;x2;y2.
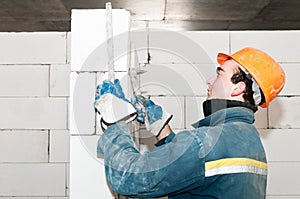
202;99;258;117
192;107;255;128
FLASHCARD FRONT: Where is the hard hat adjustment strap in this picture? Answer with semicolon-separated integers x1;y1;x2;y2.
252;81;262;105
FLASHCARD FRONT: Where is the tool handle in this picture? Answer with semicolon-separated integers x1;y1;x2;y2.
106;2;115;81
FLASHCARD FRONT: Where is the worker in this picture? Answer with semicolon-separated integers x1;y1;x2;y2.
95;47;285;198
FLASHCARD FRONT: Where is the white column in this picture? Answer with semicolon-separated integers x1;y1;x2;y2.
70;9;131;199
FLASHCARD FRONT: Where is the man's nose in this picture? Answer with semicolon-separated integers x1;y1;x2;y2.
206;75;216;86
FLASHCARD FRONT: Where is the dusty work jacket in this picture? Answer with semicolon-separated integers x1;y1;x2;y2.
97;107;268;198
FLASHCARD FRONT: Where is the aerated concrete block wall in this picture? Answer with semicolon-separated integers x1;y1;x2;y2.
0;30;299;198
0;32;70;199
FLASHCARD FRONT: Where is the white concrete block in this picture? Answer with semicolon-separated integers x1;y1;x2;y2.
70;72;96;135
267;162;300;195
280;63;300;96
254;107;268;129
0;130;48;162
95;72;134;135
230;31;300;62
259;129;300;162
50;64;70;96
0;65;49;97
130;29;148;64
0;197;47;199
149;31;228;64
96;72;131;97
66;163;70;196
71;9;130;72
0;32;66;64
50;130;70;162
151;96;185;129
70;71;131;135
0;163;65;196
141;63;215;96
67;32;71;64
0;98;67;129
185;97;206;128
182;31;230;64
70;136;114;199
269;97;300;128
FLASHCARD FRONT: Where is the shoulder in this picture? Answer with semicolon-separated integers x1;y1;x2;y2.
175;126;222;147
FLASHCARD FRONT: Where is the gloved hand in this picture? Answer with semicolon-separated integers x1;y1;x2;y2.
94;79;137;130
132;95;173;136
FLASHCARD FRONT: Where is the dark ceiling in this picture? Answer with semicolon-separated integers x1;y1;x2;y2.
1;0;300;31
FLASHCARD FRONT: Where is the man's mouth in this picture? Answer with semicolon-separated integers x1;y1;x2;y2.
207;89;211;98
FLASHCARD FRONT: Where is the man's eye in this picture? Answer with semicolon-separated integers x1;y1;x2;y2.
216;67;223;77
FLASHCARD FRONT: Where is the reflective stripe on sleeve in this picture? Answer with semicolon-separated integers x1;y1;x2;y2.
205;158;268;177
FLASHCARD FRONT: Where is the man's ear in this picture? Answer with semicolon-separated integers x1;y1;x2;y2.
231;81;246;96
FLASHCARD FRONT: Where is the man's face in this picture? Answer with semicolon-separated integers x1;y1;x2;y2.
206;59;240;100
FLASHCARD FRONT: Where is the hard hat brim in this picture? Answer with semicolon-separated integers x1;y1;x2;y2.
217;53;232;65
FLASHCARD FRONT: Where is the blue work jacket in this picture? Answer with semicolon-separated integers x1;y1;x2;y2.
97;107;267;198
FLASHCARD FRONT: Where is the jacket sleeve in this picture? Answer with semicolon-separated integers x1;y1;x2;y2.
97;121;206;198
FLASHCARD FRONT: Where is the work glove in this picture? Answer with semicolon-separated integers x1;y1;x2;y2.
131;95;173;136
94;79;137;130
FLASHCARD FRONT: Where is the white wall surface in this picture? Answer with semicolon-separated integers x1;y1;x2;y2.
0;28;300;198
0;32;70;199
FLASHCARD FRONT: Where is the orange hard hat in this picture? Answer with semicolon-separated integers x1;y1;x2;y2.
217;47;285;108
